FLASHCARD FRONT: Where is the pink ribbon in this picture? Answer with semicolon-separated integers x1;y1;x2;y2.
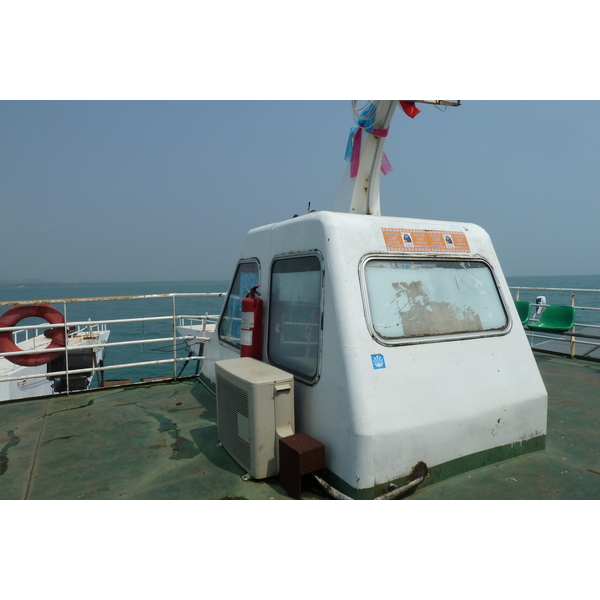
371;128;389;137
350;127;362;178
380;152;393;175
350;127;392;178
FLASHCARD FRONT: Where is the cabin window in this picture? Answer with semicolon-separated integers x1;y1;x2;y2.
363;259;507;342
268;254;323;381
218;260;260;349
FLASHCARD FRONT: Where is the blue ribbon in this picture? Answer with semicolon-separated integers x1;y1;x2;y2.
345;126;358;162
343;103;392;176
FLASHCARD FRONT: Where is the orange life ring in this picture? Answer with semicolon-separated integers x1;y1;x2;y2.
0;304;66;367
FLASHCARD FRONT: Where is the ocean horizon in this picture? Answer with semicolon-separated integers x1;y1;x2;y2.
2;272;600;287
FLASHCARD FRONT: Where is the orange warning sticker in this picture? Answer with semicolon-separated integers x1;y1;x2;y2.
381;228;470;253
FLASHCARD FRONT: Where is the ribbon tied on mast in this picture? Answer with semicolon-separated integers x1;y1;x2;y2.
345;101;421;178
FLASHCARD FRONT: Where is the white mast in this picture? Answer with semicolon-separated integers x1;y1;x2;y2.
331;100;460;216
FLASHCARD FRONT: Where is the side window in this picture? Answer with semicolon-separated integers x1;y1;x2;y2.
218;260;260;349
268;255;322;381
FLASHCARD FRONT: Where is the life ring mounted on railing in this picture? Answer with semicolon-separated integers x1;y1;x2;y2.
0;304;66;367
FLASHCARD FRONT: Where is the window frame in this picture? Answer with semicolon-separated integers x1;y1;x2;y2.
217;258;261;351
359;255;512;347
267;251;324;385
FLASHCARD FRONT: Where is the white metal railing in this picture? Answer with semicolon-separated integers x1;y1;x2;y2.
0;292;225;391
510;285;600;359
10;321;108;348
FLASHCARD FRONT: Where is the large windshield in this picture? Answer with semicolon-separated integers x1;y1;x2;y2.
363;259;507;341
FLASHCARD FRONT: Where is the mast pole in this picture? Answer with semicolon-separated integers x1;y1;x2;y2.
348;100;397;216
332;100;460;216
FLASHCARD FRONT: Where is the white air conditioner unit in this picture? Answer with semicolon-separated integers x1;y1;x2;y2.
215;357;295;479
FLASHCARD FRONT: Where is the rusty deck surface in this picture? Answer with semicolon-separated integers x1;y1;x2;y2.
1;353;599;500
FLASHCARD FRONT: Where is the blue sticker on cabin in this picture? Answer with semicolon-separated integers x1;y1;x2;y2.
371;354;386;369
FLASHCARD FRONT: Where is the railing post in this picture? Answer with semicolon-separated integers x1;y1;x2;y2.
63;301;69;395
571;292;576;358
172;296;177;380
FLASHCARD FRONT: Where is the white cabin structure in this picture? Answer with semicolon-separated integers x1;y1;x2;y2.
202;210;547;497
201;101;547;498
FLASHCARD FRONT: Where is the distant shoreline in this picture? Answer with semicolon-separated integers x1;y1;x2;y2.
0;280;231;287
2;276;599;287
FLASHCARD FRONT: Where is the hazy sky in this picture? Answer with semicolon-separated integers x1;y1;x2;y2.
1;100;599;282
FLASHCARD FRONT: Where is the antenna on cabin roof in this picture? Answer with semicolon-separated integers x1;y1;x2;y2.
412;100;461;107
331;100;460;216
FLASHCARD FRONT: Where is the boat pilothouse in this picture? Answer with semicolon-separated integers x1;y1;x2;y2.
202;101;548;499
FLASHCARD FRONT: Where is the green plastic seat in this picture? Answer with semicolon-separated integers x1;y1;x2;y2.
527;305;575;333
514;300;531;325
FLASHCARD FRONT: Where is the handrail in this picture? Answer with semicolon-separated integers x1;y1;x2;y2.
0;315;212;332
0;334;211;357
0;357;204;384
509;286;600;294
0;292;224;394
0;292;226;307
509;284;600;359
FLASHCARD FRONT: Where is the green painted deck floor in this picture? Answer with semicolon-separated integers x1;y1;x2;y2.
0;378;296;500
1;353;599;500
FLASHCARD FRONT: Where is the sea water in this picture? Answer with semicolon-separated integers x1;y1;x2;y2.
1;275;599;388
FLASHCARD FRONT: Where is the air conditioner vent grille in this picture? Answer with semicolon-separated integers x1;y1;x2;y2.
215;358;295;479
216;374;250;471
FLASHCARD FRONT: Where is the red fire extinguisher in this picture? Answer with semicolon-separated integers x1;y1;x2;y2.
240;286;263;360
